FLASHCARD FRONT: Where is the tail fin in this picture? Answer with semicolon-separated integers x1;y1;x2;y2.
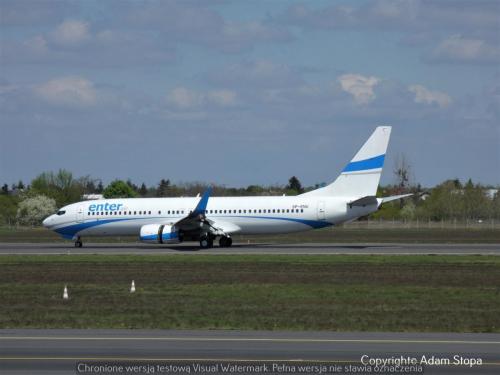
302;126;391;198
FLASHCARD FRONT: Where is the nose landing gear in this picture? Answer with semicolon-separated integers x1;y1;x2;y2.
74;237;83;248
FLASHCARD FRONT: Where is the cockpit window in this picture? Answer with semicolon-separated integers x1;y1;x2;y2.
56;210;66;216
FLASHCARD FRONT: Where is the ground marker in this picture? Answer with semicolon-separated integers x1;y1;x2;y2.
130;280;136;293
63;285;68;300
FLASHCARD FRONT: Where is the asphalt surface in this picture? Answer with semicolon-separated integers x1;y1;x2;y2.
0;242;499;255
1;330;499;374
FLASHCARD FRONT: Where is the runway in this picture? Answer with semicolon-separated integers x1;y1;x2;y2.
0;242;499;255
1;330;499;374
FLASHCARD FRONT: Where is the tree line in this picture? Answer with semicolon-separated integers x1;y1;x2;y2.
0;169;498;226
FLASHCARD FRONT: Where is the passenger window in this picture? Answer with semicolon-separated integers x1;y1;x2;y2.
286;209;289;213
158;210;161;214
301;209;304;213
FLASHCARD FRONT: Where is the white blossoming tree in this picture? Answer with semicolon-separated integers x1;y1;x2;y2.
16;195;57;226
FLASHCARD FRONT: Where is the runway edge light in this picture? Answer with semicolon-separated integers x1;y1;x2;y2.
130;280;135;293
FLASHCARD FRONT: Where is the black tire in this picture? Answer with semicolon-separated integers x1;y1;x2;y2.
200;237;210;249
75;241;82;248
219;236;232;248
219;236;227;247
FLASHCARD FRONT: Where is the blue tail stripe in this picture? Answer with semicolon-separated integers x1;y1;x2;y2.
342;154;385;172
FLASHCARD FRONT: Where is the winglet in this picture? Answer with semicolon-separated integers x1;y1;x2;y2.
191;187;212;216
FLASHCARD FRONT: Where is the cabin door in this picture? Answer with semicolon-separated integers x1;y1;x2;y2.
317;201;326;220
76;205;85;223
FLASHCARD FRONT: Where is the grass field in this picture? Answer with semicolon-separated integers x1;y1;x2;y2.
1;254;499;332
1;225;499;243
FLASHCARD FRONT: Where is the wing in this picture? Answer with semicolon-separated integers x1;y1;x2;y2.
173;187;212;233
173;187;241;239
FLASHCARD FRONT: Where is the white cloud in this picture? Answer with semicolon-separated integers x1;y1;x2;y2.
429;35;500;64
34;76;97;107
338;74;380;104
166;87;237;109
408;84;451;108
51;19;90;46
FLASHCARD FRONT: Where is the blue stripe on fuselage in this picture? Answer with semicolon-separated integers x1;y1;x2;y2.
342;154;385;172
53;215;332;239
54;217;169;239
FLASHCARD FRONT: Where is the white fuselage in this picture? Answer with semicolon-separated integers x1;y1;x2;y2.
42;126;396;245
42;195;376;240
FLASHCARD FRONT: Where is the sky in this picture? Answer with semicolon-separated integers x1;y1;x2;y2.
1;0;499;189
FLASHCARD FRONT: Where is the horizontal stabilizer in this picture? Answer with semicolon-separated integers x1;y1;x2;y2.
348;196;378;207
377;193;413;206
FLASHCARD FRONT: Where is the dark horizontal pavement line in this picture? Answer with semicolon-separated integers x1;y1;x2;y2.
1;336;500;344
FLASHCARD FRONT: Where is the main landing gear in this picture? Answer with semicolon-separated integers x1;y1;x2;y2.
74;237;83;248
199;235;214;249
199;235;232;249
219;236;232;248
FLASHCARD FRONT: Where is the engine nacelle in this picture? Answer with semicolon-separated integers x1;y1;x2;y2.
140;224;180;244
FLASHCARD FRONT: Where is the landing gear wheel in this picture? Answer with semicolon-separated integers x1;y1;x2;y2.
199;236;212;249
74;239;83;248
219;236;232;248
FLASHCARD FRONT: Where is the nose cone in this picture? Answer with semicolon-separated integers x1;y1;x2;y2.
42;215;53;228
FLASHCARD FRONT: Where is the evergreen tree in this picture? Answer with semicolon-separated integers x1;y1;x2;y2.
157;179;170;197
139;183;148;197
286;176;304;194
96;181;104;193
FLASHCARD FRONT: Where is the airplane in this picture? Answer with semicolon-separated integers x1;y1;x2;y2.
42;126;411;249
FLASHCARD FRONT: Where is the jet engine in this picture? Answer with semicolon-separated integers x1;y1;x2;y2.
140;224;180;244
